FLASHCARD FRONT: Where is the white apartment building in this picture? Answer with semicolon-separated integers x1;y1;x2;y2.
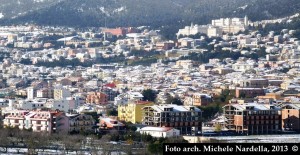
18;98;48;110
212;16;249;34
45;98;76;112
177;24;209;38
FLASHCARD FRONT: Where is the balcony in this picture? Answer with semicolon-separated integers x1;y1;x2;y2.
11;122;20;126
33;123;42;127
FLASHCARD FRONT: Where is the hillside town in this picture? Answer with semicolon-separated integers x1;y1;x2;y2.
0;16;300;153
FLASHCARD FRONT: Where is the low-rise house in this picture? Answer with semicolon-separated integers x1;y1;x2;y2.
139;126;180;138
99;117;125;131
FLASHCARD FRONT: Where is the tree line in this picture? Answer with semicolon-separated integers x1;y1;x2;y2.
0;125;188;155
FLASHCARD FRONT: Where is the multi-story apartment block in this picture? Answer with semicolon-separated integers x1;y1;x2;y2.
86;92;108;105
236;88;265;98
192;93;212;106
118;101;154;123
27;87;37;100
54;88;71;100
223;103;282;135
36;88;53;98
67;114;95;133
3;110;69;133
142;104;202;135
281;103;300;132
240;79;269;88
45;99;76;112
212;16;249;34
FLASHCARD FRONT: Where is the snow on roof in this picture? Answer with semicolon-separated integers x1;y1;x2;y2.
57;36;83;42
282;104;300;109
229;103;279;111
101;117;124;126
140;126;174;132
147;104;201;112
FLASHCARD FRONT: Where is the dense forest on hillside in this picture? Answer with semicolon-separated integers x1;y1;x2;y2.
1;0;300;29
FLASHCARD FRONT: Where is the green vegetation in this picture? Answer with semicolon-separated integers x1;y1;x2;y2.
142;89;157;102
199;89;234;120
214;124;222;133
170;98;184;106
106;109;118;116
0;123;187;154
165;93;183;105
3;0;300;39
83;112;100;124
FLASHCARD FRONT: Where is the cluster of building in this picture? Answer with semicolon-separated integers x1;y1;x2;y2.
0;15;300;138
177;16;249;38
0;25;174;65
2;109;95;133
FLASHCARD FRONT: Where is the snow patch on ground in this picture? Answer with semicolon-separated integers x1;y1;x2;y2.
113;7;126;13
238;5;248;10
34;0;45;2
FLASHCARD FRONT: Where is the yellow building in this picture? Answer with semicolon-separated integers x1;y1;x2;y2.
118;101;154;123
53;88;71;100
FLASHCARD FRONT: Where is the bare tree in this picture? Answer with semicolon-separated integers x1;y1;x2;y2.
49;132;64;152
25;132;40;155
101;142;113;155
0;129;10;153
37;132;51;152
72;134;85;155
89;136;102;155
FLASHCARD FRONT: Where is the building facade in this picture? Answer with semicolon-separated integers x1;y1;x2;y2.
223;103;282;135
192;93;212;106
67;114;95;133
142;104;202;135
86;92;108;105
281;104;300;132
118;101;154;123
236;88;265;98
3;110;69;133
139;127;180;138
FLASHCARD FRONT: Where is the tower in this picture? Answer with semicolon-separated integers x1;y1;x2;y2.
244;15;249;27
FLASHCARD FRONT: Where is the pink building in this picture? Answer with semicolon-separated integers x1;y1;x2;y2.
86;92;108;105
3;110;69;133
